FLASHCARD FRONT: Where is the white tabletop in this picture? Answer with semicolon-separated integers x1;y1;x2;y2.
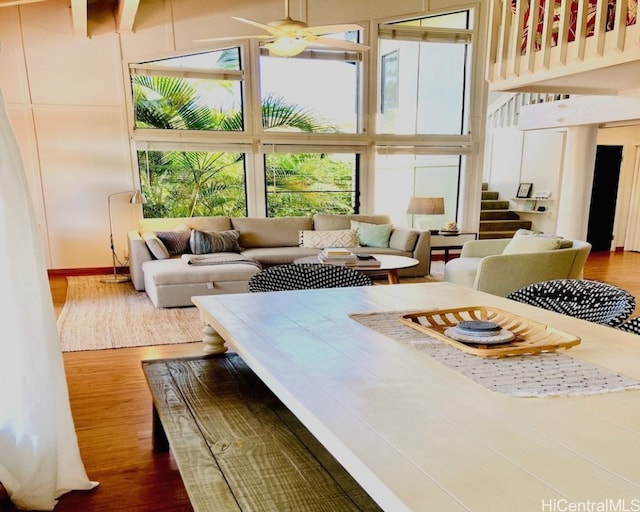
192;282;640;512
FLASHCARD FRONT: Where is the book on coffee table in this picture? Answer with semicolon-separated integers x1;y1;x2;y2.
353;254;381;268
318;251;358;265
322;247;354;258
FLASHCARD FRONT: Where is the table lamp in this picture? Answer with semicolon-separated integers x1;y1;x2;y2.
407;196;444;230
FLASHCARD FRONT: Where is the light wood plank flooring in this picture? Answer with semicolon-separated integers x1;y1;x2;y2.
2;251;640;512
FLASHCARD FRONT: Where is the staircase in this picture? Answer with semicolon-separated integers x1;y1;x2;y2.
479;183;531;239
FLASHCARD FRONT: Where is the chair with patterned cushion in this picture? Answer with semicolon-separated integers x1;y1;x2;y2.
506;279;636;327
248;263;373;292
616;316;640;335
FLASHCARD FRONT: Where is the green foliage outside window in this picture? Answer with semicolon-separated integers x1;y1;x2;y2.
133;74;355;218
265;153;356;217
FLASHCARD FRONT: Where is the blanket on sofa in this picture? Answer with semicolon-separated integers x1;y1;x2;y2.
181;253;263;269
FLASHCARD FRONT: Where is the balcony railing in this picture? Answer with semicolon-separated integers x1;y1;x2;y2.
486;0;640;94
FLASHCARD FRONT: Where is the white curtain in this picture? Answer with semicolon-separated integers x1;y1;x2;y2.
0;90;97;509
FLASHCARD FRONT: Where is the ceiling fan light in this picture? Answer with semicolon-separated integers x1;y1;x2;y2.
264;37;307;57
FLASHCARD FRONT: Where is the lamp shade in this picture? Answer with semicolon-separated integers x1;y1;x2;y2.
407;196;444;215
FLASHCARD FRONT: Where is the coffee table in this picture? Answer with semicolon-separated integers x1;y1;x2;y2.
293;254;419;284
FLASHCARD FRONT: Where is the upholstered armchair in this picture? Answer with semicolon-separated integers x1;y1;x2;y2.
444;236;592;297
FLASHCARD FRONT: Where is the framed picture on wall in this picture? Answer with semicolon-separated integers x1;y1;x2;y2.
516;182;533;198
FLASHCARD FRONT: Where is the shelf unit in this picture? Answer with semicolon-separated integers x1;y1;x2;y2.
510;198;552;214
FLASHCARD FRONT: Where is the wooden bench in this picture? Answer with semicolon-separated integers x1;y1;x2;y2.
142;354;382;512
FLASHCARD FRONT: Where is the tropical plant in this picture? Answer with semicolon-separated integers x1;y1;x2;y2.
133;73;351;218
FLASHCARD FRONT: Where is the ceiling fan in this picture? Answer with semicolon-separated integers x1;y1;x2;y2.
195;0;370;57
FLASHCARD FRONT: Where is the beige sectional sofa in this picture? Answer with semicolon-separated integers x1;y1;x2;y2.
128;213;431;307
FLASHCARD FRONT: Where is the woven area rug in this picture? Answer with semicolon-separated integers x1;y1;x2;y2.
350;310;640;398
57;276;202;352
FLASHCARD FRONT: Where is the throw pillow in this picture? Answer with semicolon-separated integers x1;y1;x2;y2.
502;237;562;255
512;228;573;248
299;229;359;249
156;230;191;255
350;220;393;248
190;229;242;255
142;232;170;260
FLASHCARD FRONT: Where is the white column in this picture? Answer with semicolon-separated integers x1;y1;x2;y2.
555;125;598;240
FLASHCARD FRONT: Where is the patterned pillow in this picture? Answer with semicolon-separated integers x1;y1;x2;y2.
190;230;242;255
156;230;191;255
299;229;359;249
142;232;170;260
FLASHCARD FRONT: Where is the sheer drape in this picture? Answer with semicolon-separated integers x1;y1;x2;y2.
0;90;96;510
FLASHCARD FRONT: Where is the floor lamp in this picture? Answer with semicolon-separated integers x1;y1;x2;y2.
407;196;444;230
101;190;146;284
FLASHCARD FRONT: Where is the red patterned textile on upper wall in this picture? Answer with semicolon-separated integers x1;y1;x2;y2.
513;0;638;53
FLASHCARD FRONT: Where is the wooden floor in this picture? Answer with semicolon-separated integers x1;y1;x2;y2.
2;250;640;512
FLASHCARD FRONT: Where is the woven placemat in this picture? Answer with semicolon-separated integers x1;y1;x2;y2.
350;311;640;398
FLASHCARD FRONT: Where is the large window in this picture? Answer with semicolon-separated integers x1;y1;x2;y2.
129;8;476;224
138;148;247;218
377;11;472;135
260;48;362;134
265;152;358;216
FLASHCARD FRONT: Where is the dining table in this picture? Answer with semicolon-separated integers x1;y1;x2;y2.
192;281;640;512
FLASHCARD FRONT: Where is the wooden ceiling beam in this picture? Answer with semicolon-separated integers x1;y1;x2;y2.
0;0;47;7
116;0;140;32
70;0;87;38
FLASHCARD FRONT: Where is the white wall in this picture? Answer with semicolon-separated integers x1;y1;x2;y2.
484;128;565;234
0;0;486;270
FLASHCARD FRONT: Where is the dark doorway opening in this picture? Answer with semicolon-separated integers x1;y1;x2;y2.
587;145;623;251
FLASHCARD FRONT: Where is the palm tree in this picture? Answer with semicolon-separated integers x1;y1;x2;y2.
133;75;338;217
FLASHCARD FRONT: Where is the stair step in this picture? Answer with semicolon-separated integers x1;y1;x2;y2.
479;231;519;240
482;182;489;191
481;191;499;200
480;219;532;232
480;210;520;220
481;200;510;210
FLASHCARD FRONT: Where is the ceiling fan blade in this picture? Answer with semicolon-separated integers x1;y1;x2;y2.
300;23;364;36
308;36;370;51
194;34;272;43
231;16;288;37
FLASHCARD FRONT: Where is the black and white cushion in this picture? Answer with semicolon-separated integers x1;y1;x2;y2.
506;279;636;327
248;263;373;292
616;317;640;335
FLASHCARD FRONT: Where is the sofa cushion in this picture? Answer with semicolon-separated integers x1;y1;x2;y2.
513;228;574;249
156;229;191;255
502;237;562;255
443;257;483;288
139;216;232;233
231;217;313;248
313;213;392;231
389;228;418;252
241;247;319;265
350;220;393;248
190;230;242;254
142;258;258;286
299;229;358;249
142;232;170;260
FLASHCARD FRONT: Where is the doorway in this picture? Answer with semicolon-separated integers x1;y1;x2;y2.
587;145;623;251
